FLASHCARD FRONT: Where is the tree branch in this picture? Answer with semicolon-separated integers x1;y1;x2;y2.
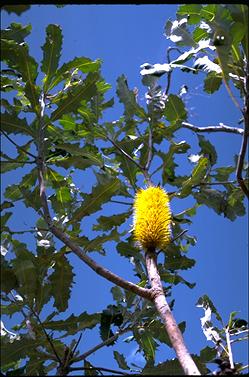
181;122;244;135
236;61;249;198
145;249;200;375
72;326;132;363
1;129;36;158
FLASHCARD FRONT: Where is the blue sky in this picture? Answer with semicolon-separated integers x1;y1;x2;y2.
1;4;248;374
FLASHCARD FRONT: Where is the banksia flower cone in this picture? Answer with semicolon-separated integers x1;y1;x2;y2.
133;186;171;250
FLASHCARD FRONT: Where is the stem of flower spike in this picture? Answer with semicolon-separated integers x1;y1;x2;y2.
145;249;200;375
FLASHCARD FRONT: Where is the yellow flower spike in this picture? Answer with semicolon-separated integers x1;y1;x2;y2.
133;186;171;250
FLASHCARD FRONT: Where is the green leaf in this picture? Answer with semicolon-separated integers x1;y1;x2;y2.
213;166;235;181
1;257;19;293
93;211;131;231
50;72;99;121
196;294;222;322
2;5;31;15
48;254;74;312
180;157;209;197
41;24;63;92
164;254;196;271
84;360;100;376
198;135;217;165
164;95;187;124
160;271;196;289
43;312;100;335
1;336;39;366
48;57;101;91
177;4;202;17
142;359;183;375
1;39;39;111
135;330;157;362
1;23;32;43
200;346;217;363
113;351;129;370
225;186;246;220
100;305;123;344
204;72;223;93
70;175;120;223
12;247;38;302
116;75;146;120
148;320;186;348
1;112;34;136
164;18;195;47
111;286;124;304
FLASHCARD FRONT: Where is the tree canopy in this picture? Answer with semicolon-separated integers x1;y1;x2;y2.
1;4;248;376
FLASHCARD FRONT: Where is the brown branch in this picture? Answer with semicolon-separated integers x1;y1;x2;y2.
181;122;244;135
236;61;249;198
72;326;132;363
145;249;200;375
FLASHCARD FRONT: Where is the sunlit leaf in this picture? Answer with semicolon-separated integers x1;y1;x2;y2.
204;72;222;93
198;135;217;166
93;211;131;231
164;95;187;124
180;157;209;197
50;72;99;121
70;175;120;223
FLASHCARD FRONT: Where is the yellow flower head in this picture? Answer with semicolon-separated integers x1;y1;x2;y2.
133;186;171;250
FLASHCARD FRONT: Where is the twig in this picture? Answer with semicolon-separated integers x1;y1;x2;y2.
181;122;244;135
68;366;129;375
109;199;133;206
1;130;36;158
165;47;182;95
1;160;35;164
225;327;234;369
236;61;249;198
29;308;62;365
144;249;200;375
72;327;132;363
145;123;153;171
106;135;152;185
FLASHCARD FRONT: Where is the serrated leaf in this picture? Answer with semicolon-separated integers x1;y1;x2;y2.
41;24;63;92
164;254;196;271
142;359;183;375
43;312;100;335
70;176;120;223
1;23;32;43
194;188;226;216
1;336;39;366
1;257;19;293
194;56;222;73
164;95;187;124
148;320;186;348
164;18;195;46
48;57;101;91
180;157;209;197
1;112;34;136
204;72;223;93
200;346;217;362
48;254;74;312
1;39;39;111
213;166;235;181
116;75;146;120
113;351;129;370
50;72;99;121
93;211;131;231
160;271;196;289
196;294;222;323
111;286;124;304
198;135;217;165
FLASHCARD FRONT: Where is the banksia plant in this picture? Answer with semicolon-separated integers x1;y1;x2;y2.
133;186;171;250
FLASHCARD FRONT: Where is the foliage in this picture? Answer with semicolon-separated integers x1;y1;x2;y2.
1;4;248;376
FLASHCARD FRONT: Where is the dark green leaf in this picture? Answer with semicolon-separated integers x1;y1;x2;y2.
100;305;123;344
48;254;74;312
196;294;222;322
0;201;14;211
43;312;100;335
164;18;195;47
213;166;235;181
5;366;26;376
148;320;186;348
1;336;39;366
177;4;202;17
164;254;196;271
84;360;100;376
70;175;120;223
1;23;32;43
198;135;217;165
113;351;130;370
160;271;196;289
1;257;19;293
48;57;101;91
41;24;63;92
180;157;209;197
142;359;183;375
111;286;124;304
204;72;223;93
50;72;99;121
164;95;187;124
200;346;217;363
2;5;31;15
116;75;146;120
1;112;34;136
93;211;131;231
